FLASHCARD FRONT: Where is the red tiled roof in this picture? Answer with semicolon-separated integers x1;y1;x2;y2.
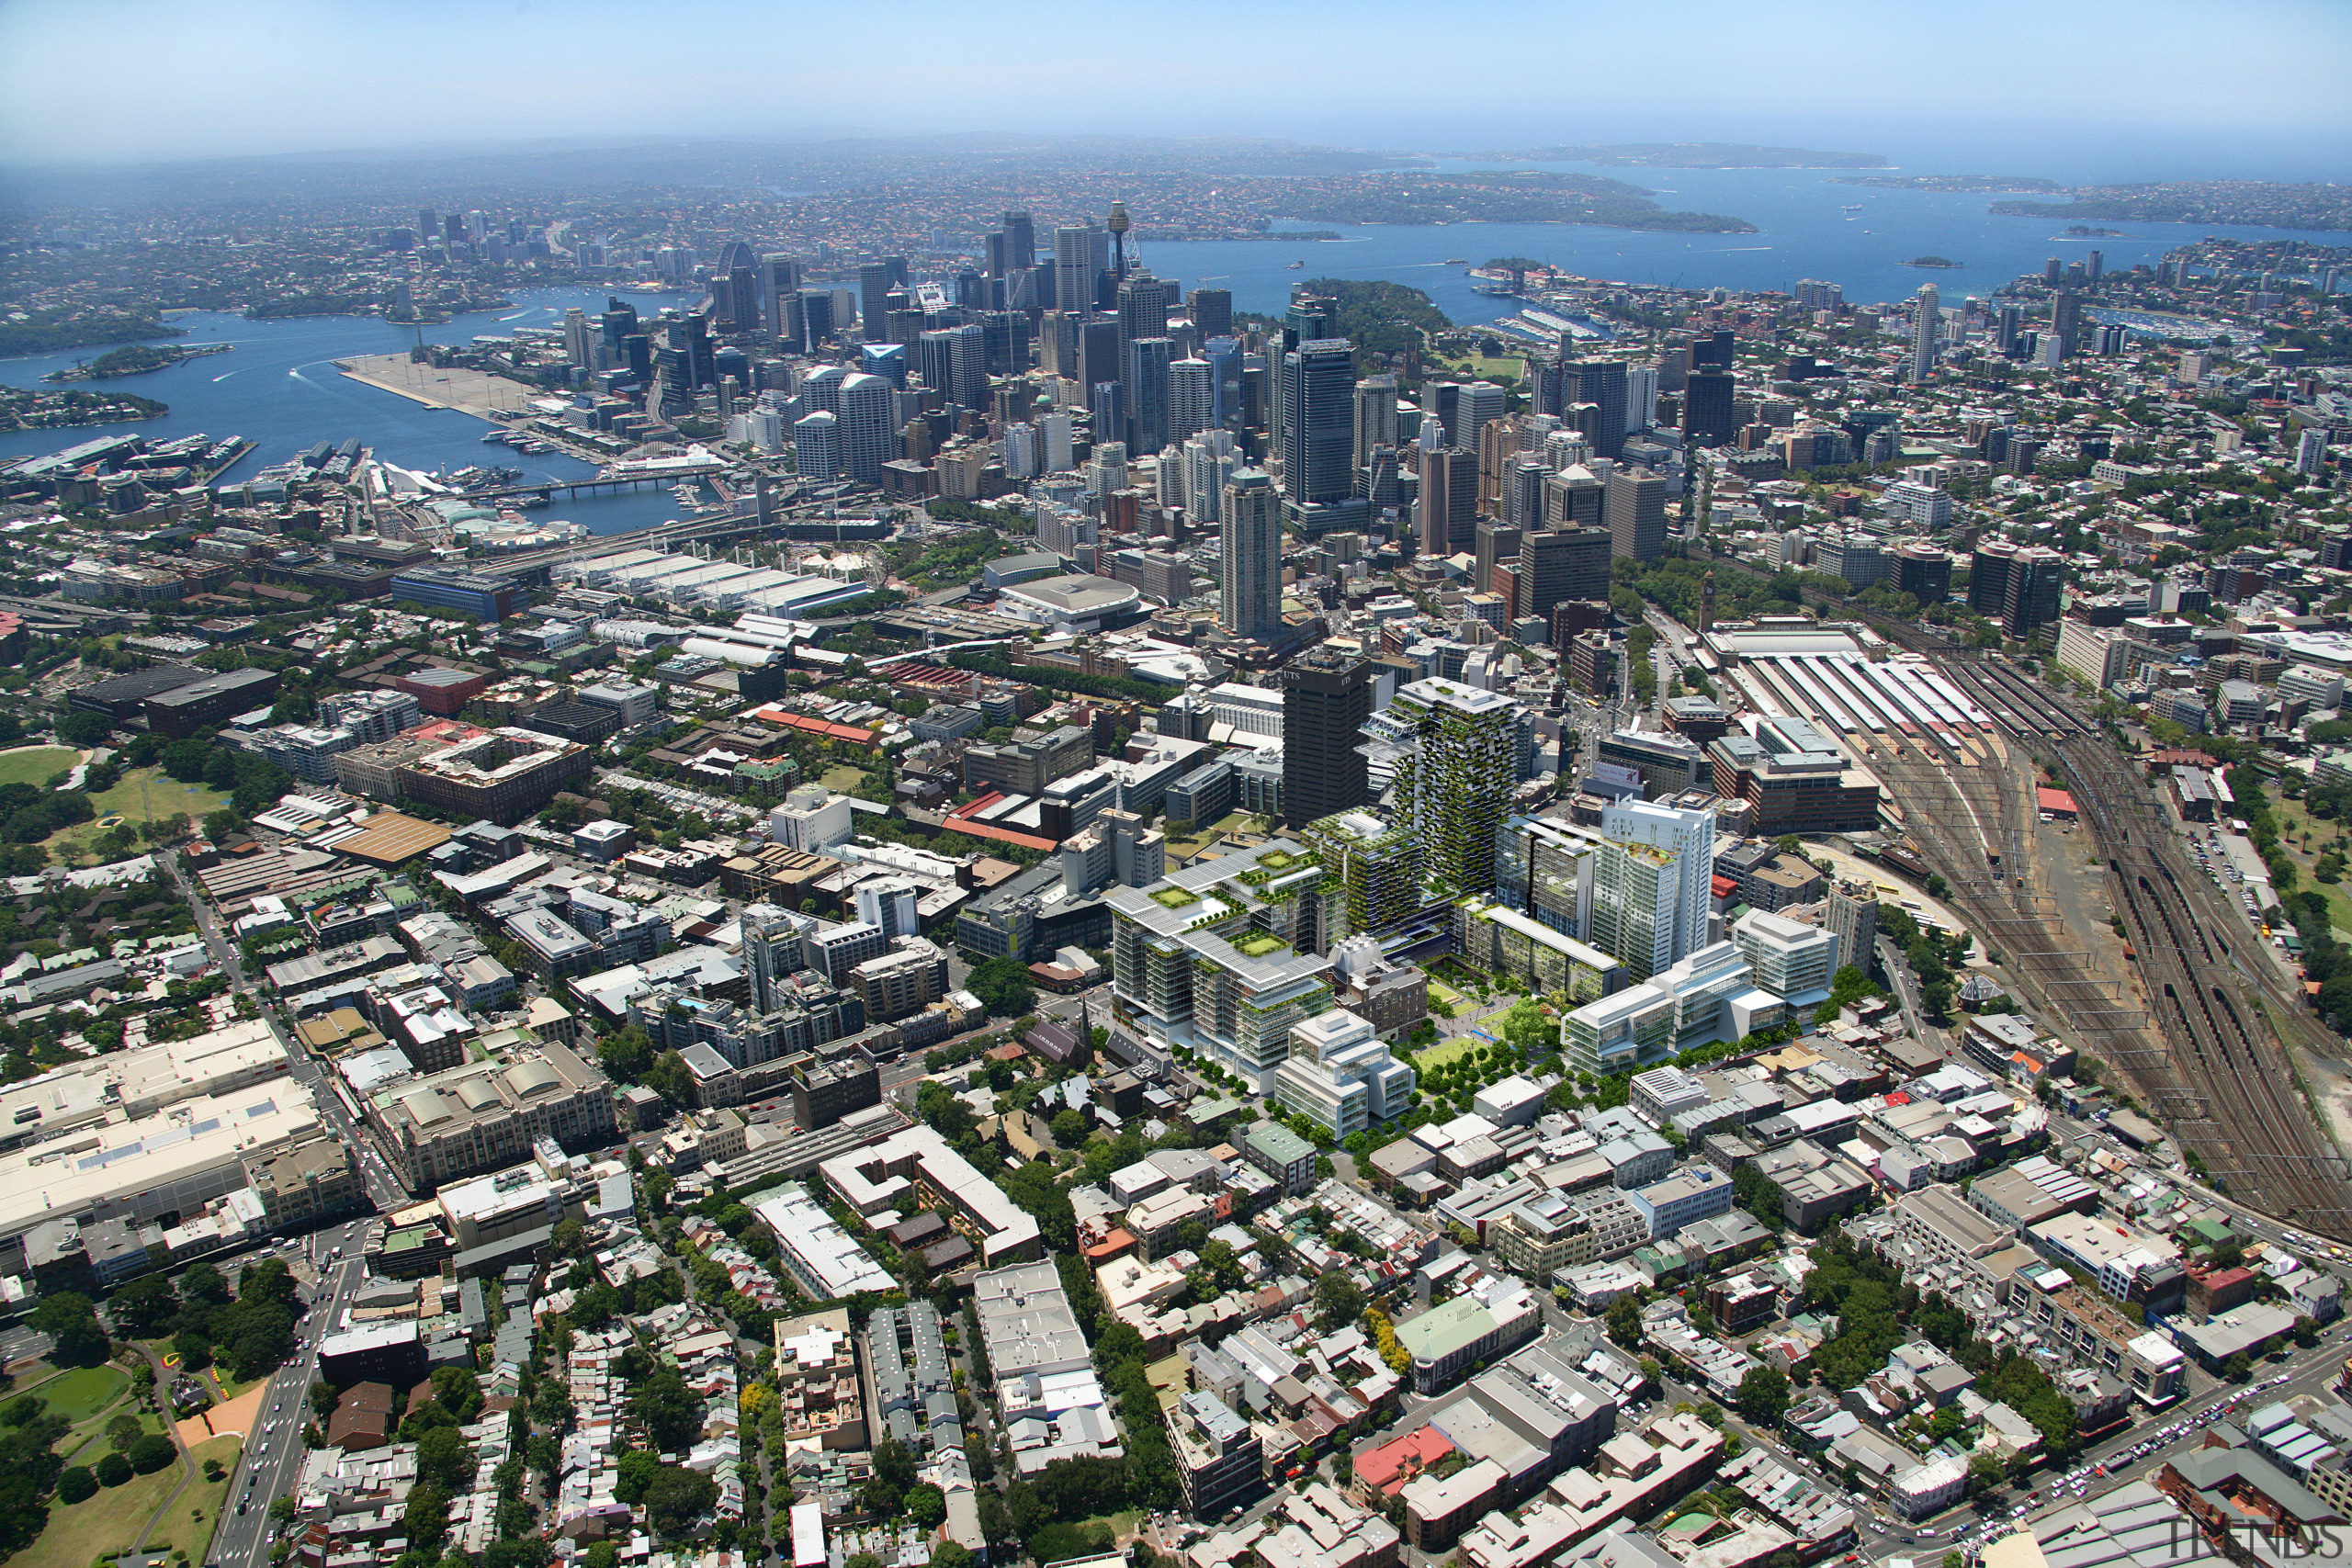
2038;787;2078;813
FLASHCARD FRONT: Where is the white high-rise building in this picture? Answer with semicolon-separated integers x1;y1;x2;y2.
771;784;854;852
1911;284;1940;383
794;411;842;480
1183;430;1239;525
1623;365;1659;432
563;308;592;367
1041;412;1074;473
741;903;799;1015
1730;909;1839;1006
1274;1010;1416;1138
1170;358;1213;446
1219;468;1282;641
1588;800;1715;981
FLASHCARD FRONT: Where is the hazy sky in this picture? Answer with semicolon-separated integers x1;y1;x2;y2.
3;0;2348;180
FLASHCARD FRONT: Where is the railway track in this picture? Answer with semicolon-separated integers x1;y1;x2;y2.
1928;652;2352;1234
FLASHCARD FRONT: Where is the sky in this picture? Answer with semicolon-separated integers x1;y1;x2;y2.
2;0;2348;181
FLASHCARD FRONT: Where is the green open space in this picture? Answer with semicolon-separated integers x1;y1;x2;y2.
0;746;79;788
2265;793;2352;942
817;764;875;795
24;1364;130;1424
1412;1035;1482;1072
152;1433;242;1559
1163;808;1252;862
46;765;231;865
11;1434;201;1568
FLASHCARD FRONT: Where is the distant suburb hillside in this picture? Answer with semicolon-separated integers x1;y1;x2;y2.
1832;175;2066;193
1474;142;1888;169
1987;181;2352;232
1279;169;1755;232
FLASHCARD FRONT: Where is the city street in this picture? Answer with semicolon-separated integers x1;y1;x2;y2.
213;1223;371;1568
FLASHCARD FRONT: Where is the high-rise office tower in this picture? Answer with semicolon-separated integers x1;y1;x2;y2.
1607;467;1667;562
1544;464;1605;527
1560;361;1627;458
1354;375;1399;470
1474;522;1521;593
1361;679;1521;897
1219;469;1282;640
1521;526;1611;623
2044;257;2064;285
2298;426;2329;479
1477;412;1530;512
1683;370;1735;446
835;374;897;484
1169;358;1213;446
1125;337;1173;457
741;903;796;1013
1118;275;1177;362
1416;428;1477;557
1280;338;1358;509
1204;337;1244;432
1281;649;1374;829
1588;800;1714;980
858;262;895;342
917;324;987;409
2086;249;2104;281
1001;210;1035;273
562;308;591;367
2051;289;2084;359
1454;380;1509;455
1036;310;1078;378
1996;304;2023;355
1504;458;1549;530
797;288;835;350
980;310;1032;376
1054;224;1108;319
2002;545;2066;641
1189;288;1234;341
720;267;759;333
761;255;801;343
1077;319;1123;402
1911;284;1940;381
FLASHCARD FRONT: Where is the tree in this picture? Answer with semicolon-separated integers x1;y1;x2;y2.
643;1466;718;1537
1605;1296;1644;1349
1736;1365;1790;1427
128;1432;177;1473
966;957;1036;1018
2223;1352;2253;1382
181;1260;228;1305
111;1273;180;1336
56;1464;96;1503
1313;1270;1365;1331
628;1368;702;1453
96;1450;133;1487
597;1026;655;1084
905;1483;948;1531
1049;1108;1089;1147
29;1292;108;1366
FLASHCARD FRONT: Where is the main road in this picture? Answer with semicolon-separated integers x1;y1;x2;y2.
212;1217;372;1568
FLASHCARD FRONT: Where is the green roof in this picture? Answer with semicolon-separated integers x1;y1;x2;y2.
1395;1296;1498;1362
1244;1121;1315;1165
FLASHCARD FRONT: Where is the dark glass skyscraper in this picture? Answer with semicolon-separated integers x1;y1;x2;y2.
1683;369;1736;446
1281;650;1374;829
1281;338;1357;507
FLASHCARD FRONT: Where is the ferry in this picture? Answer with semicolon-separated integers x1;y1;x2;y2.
1442;258;1468;265
1842;204;1863;211
1470;276;1521;297
1286;260;1305;269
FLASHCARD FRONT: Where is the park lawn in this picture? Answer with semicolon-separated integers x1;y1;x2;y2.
1443;354;1528;385
149;1433;243;1559
46;765;231;865
818;764;873;795
1164;808;1250;862
61;1406;169;1467
1413;1035;1481;1072
1072;1511;1143;1543
2266;793;2352;941
25;1364;130;1424
0;746;79;788
11;1442;190;1568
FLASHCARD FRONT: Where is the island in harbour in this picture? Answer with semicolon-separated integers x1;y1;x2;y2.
2064;225;2126;237
1833;174;2064;193
1905;255;1964;268
42;342;232;381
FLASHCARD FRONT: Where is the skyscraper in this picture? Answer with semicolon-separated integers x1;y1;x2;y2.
741;903;797;1014
1219;469;1282;641
562;308;591;368
1454;380;1510;455
1054;224;1108;318
1169;358;1213;446
1683;370;1735;446
1125;336;1173;456
1361;679;1521;897
2051;288;2084;359
2001;545;2066;641
1911;284;1940;382
1118;275;1177;363
1588;800;1714;980
1606;467;1667;563
917;324;986;409
1416;430;1477;558
1281;649;1374;829
793;412;842;480
762;255;801;344
835;374;897;485
858;262;895;342
1825;881;1878;976
1521;526;1611;622
1189;288;1234;341
1561;361;1628;458
1353;375;1399;470
1281;338;1358;509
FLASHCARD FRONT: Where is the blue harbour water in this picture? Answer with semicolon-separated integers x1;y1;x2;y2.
1;163;2337;536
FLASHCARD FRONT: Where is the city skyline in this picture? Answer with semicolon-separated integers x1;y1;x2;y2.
0;0;2346;177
